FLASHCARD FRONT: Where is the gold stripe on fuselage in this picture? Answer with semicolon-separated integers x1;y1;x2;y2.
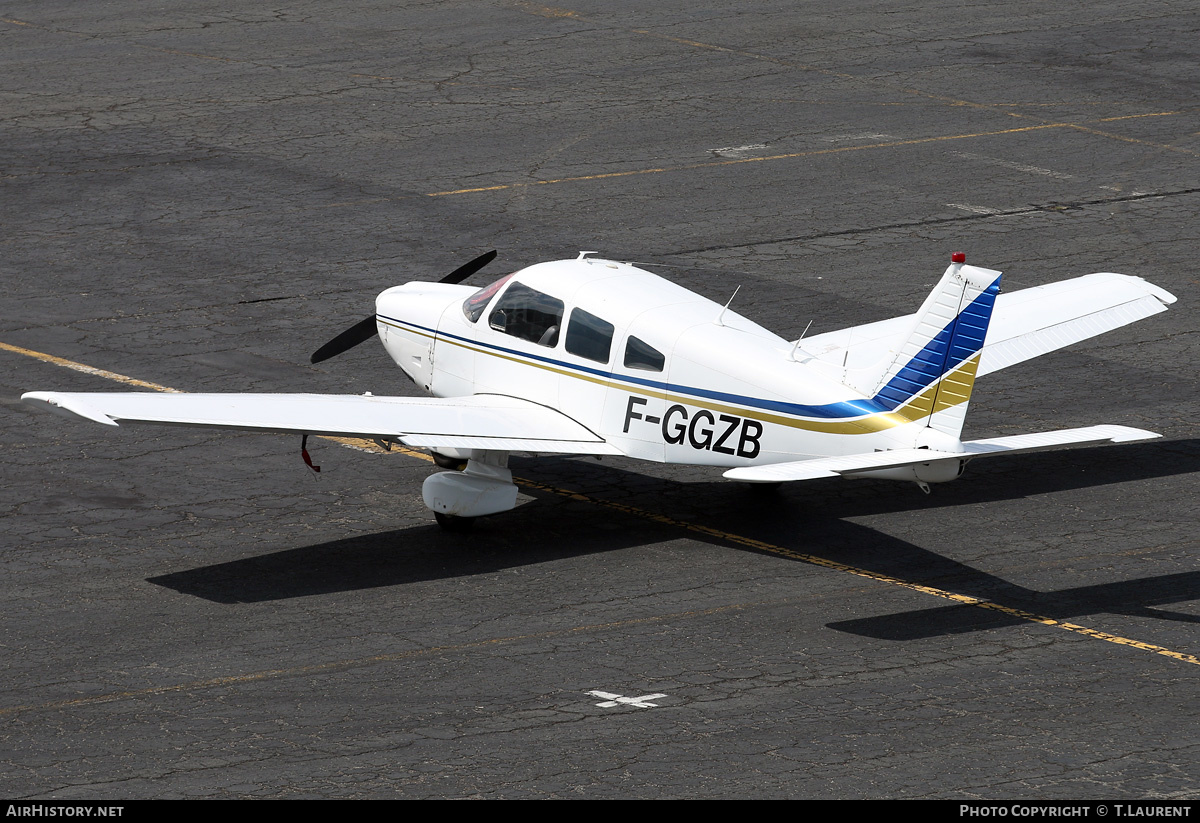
381;319;978;435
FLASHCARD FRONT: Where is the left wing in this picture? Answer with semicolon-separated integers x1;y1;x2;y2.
20;391;623;455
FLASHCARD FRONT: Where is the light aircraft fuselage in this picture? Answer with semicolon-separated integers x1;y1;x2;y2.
378;256;962;470
22;250;1176;524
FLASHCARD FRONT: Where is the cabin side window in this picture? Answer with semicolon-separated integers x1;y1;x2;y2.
488;282;565;347
462;273;516;323
623;336;665;372
564;308;615;364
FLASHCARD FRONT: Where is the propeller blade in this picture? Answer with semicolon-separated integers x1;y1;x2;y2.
441;249;497;285
310;315;379;364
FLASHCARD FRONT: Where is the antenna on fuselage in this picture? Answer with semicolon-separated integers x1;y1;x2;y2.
788;320;814;361
715;285;742;326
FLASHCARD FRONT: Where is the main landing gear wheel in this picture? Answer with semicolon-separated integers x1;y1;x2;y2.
434;511;475;532
431;452;469;471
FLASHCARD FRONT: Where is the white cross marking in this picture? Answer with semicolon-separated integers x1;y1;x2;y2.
587;690;668;708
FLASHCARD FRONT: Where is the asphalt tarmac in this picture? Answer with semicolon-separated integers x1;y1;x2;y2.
1;0;1197;799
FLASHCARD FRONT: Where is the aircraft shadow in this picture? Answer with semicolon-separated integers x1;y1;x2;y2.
147;491;679;604
827;572;1200;640
150;439;1199;638
720;437;1200;523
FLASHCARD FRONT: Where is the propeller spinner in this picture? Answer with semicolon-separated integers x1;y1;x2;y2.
310;250;496;364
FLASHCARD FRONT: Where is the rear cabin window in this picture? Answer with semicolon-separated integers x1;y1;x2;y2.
462;273;516;323
488;282;565;347
565;308;614;364
623;336;665;372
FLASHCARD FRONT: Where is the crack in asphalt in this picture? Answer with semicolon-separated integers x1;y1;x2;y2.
664;187;1200;256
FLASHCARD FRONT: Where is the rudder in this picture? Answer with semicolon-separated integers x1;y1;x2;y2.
867;255;1001;437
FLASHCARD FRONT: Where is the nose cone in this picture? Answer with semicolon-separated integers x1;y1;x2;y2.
375;282;472;390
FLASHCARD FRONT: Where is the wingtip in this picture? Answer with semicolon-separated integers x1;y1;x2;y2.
1102;425;1162;443
21;392;119;426
1136;277;1177;306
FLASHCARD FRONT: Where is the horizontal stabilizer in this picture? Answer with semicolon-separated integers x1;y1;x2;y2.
723;425;1160;483
724;448;964;482
974;276;1173;377
958;424;1159;455
801;273;1175;378
21;391;623;456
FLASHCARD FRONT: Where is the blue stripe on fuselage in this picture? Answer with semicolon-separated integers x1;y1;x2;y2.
380;314;889;421
383;275;995;423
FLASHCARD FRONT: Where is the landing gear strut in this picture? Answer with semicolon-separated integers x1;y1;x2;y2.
423;450;517;528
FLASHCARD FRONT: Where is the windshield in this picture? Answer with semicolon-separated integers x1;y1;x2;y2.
462;273;516;322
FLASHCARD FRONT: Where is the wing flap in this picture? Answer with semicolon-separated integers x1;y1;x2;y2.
399;434;621;454
21;391;621;455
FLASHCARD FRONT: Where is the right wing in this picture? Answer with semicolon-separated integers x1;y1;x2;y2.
800;273;1176;377
21;391;624;455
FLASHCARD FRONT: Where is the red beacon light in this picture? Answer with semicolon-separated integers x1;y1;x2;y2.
951;252;966;264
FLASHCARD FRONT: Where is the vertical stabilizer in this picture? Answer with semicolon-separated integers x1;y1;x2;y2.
868;255;1001;437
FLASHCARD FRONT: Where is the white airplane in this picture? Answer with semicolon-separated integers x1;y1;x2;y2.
22;250;1176;529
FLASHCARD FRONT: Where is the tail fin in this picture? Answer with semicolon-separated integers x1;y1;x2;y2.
865;256;1001;437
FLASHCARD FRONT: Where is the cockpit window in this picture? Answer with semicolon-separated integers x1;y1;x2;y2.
487;282;564;347
462;273;516;323
565;308;614;364
623;336;665;372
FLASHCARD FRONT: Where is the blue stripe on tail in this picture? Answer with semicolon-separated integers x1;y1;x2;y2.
873;275;1001;411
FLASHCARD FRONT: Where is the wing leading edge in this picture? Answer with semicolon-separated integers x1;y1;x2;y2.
20;391;623;455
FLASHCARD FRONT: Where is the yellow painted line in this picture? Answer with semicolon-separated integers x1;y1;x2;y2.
1061;122;1200;157
512;1;582;18
513;477;1200;668
10;12;1188;194
0;602;744;717
423;112;1185;198
425;123;1069;196
6;341;1198;670
524;5;1195;158
1;340;417;456
1095;111;1185;122
652;34;1196;155
623;22;1183;134
0;342;181;393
